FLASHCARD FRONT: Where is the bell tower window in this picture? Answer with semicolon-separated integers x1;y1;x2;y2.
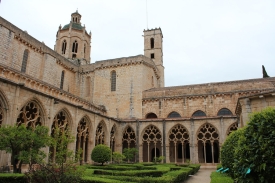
150;38;154;49
72;40;78;53
62;40;67;54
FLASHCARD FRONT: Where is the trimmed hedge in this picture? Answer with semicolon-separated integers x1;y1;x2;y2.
0;173;27;183
210;172;234;183
94;169;164;177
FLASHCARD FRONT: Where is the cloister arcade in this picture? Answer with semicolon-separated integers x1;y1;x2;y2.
0;93;238;164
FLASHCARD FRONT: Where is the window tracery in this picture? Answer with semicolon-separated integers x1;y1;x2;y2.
76;117;89;163
169;125;190;163
227;122;238;135
122;127;136;149
95;122;105;145
16;101;42;128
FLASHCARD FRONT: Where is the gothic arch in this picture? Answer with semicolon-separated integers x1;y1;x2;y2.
0;89;10;126
122;125;136;150
75;115;91;163
168;124;190;163
226;122;238;136
16;97;47;128
197;123;219;163
95;121;107;146
142;125;162;162
52;108;73;131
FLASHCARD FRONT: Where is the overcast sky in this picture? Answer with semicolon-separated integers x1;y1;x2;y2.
1;0;274;87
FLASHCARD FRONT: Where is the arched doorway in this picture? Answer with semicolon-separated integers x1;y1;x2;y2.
168;124;190;163
197;123;219;163
142;125;162;162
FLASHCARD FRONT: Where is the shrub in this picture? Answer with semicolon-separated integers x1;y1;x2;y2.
0;173;27;183
122;148;138;162
233;107;275;183
91;144;111;165
112;151;125;164
221;128;244;177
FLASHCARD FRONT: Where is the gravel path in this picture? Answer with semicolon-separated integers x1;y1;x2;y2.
184;169;215;183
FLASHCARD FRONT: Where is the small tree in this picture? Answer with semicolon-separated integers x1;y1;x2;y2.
123;148;138;163
25;128;85;183
0;125;50;173
91;144;111;165
112;152;125;164
233;108;275;183
221;128;244;178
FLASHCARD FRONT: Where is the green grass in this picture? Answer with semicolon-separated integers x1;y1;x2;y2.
210;172;234;183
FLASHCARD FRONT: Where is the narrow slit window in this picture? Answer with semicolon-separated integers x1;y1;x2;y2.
21;49;29;73
111;71;116;91
151;53;155;59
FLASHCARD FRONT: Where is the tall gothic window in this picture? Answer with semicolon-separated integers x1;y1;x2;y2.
62;40;67;54
150;38;154;49
72;40;78;53
86;77;91;97
111;71;116;91
21;49;29;73
60;71;65;90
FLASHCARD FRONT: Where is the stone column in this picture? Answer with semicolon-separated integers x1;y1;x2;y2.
190;119;196;163
162;120;166;163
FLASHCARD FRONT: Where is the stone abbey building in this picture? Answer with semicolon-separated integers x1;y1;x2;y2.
0;11;275;166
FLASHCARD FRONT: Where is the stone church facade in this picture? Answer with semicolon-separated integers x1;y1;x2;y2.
0;11;275;166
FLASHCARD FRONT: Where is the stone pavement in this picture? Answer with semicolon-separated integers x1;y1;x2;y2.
184;169;215;183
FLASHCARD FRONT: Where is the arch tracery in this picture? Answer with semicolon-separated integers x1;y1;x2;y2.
122;126;136;149
16;101;43;128
197;123;219;163
168;124;190;163
142;125;162;162
227;122;238;135
76;117;89;163
95;121;106;146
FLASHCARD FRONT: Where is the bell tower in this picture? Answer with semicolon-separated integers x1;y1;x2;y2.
144;28;164;87
55;10;91;65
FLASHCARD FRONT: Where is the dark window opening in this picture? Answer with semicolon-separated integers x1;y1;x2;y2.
72;54;76;59
168;112;181;118
192;110;206;117
21;49;29;73
62;40;67;54
111;71;116;91
151;53;155;59
72;40;78;53
217;108;233;116
150;38;154;49
146;113;158;119
60;70;65;89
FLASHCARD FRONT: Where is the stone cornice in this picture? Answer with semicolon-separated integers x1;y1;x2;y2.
0;63;106;115
142;89;271;102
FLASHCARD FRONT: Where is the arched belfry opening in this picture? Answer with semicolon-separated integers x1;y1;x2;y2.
75;117;89;164
168;124;190;163
197;123;219;164
142;125;162;162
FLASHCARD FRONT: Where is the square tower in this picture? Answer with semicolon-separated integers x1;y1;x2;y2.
144;28;164;87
